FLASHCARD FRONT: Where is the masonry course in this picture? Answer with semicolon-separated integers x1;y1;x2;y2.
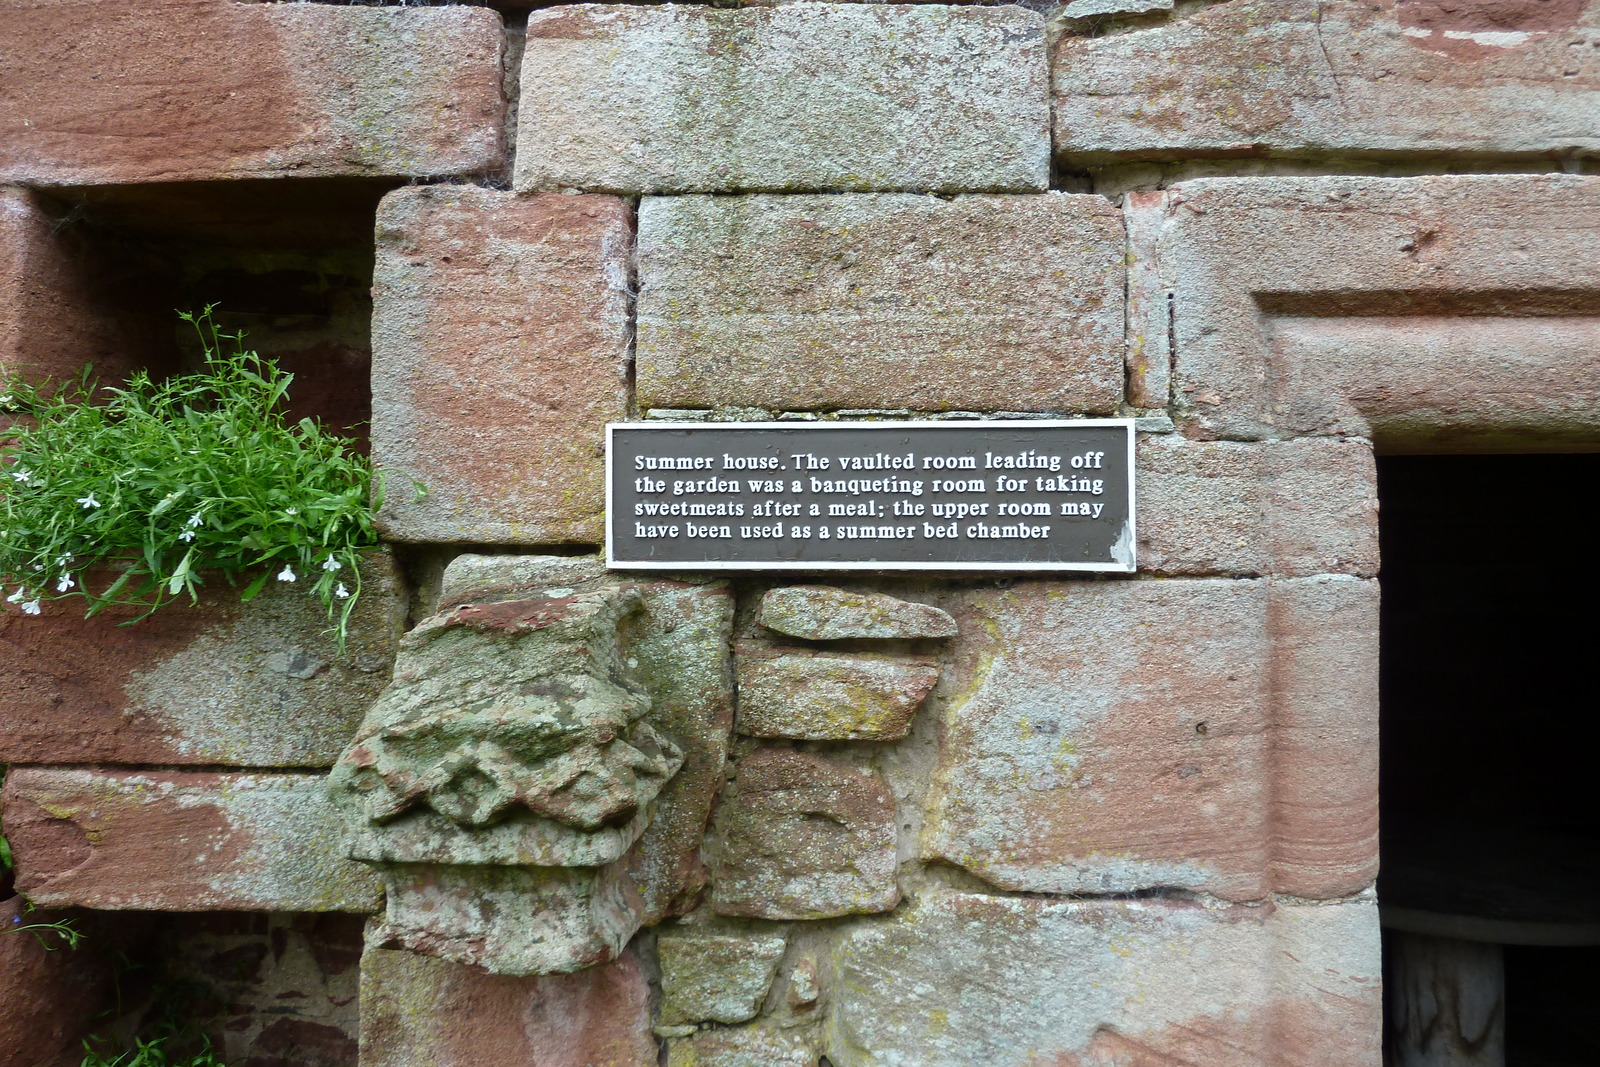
3;769;381;912
0;1;506;186
1053;0;1600;163
637;192;1124;413
516;3;1048;194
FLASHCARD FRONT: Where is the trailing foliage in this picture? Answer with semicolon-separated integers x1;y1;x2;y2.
0;308;380;647
80;1034;228;1067
4;903;84;951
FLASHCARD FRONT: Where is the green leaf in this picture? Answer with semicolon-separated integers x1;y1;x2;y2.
238;569;271;602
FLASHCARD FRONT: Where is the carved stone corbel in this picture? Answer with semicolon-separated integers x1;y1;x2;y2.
329;555;731;976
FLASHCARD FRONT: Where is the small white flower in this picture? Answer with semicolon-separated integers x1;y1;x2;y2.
55;575;74;593
6;588;23;603
20;599;41;615
321;557;342;572
9;468;32;484
54;553;73;568
276;565;297;583
178;529;196;543
186;513;203;528
334;582;350;599
76;492;100;509
285;508;298;516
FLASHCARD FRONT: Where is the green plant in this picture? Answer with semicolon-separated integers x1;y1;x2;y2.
0;764;10;880
80;1033;228;1067
5;902;84;950
0;307;382;648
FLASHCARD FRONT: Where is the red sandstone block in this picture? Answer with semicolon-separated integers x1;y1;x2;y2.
830;891;1381;1067
0;1;504;186
1054;0;1600;163
360;945;656;1067
1129;175;1600;447
921;576;1378;902
0;187;140;388
711;748;899;920
0;554;405;767
1;768;381;911
637;193;1124;413
1137;434;1378;577
370;187;632;544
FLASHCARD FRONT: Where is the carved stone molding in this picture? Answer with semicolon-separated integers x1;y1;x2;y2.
330;555;732;975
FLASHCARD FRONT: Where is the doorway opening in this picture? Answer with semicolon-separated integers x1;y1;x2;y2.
1378;454;1600;1066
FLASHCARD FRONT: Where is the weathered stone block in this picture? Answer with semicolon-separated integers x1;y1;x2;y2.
658;934;787;1026
2;769;380;911
0;553;405;767
1053;0;1600;162
921;577;1378;901
758;585;957;642
619;580;736;925
668;1025;819;1067
824;891;1381;1067
736;644;939;742
371;187;631;544
1137;434;1378;577
637;193;1124;412
711;749;898;920
516;4;1047;194
0;1;504;185
361;945;655;1067
367;864;641;978
1130;175;1600;447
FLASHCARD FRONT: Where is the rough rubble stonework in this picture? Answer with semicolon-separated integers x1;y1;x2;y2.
657;934;788;1026
735;644;941;742
756;585;958;642
711;748;900;920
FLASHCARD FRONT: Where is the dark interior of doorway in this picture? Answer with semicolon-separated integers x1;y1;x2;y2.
1379;454;1600;1067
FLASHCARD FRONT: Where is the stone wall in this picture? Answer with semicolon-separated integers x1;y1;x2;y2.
3;0;1599;1065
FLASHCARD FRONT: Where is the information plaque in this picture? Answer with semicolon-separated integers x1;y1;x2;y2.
607;420;1135;572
